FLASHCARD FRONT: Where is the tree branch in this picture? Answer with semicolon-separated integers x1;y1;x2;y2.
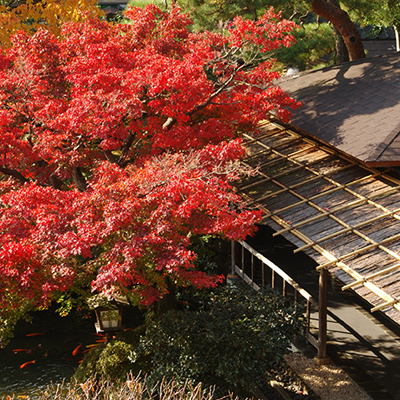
163;72;237;132
72;167;87;192
118;133;136;167
311;0;365;60
104;150;118;164
49;175;63;190
0;166;28;184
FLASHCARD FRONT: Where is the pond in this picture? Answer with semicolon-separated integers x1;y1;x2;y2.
0;309;97;398
0;302;145;399
0;304;144;399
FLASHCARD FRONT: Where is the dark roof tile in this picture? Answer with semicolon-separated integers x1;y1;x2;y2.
279;53;400;165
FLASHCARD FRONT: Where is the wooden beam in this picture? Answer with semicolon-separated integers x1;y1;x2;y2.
342;262;400;291
272;184;400;236
294;207;400;253
318;267;328;360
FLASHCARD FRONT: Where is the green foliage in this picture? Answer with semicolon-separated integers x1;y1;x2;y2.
97;341;136;381
273;23;335;71
128;0;165;10
132;283;304;396
75;340;136;383
74;284;303;396
178;0;305;31
73;344;106;382
190;235;220;276
73;325;148;383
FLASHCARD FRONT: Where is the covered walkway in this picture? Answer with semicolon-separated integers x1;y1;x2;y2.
244;225;400;400
236;119;400;399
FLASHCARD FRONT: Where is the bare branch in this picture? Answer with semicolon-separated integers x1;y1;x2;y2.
104;150;118;164
118;133;136;167
0;166;28;184
72;167;87;192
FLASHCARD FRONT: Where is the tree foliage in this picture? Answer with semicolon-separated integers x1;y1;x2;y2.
179;0;366;61
131;283;304;396
0;5;300;344
272;22;335;70
352;0;400;50
0;0;103;48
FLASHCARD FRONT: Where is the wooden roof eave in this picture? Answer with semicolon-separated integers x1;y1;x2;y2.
241;119;400;323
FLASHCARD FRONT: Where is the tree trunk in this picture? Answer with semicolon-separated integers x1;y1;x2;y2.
312;0;365;61
332;25;350;63
155;280;177;315
328;0;349;63
395;25;400;52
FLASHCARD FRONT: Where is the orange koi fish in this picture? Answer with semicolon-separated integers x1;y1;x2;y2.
72;344;82;356
26;333;44;337
13;349;30;354
20;360;36;369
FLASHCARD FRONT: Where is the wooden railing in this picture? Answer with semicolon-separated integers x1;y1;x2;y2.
231;240;320;352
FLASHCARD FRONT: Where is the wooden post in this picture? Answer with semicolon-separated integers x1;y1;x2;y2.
231;240;236;276
316;267;331;364
105;332;112;345
227;240;241;285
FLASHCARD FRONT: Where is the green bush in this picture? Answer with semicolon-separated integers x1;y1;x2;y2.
132;283;304;396
73;343;106;382
73;325;146;382
96;340;135;381
73;283;304;397
272;23;335;71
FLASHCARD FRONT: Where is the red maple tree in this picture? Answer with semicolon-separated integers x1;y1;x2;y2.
0;5;300;342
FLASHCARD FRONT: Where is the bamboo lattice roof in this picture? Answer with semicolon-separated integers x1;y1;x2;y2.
239;119;400;324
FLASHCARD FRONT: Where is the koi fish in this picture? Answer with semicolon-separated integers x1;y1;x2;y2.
86;344;98;348
20;360;36;369
72;344;82;356
26;333;44;337
95;339;106;343
13;349;30;354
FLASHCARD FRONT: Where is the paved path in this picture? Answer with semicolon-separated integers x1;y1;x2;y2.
289;265;400;400
317;283;400;400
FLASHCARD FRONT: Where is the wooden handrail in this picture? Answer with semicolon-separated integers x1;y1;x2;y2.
238;240;316;304
234;240;319;352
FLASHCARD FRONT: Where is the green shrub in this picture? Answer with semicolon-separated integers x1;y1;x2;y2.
73;325;146;382
96;340;135;381
132;283;304;396
73;343;106;382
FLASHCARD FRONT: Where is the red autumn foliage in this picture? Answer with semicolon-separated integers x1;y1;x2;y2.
0;5;300;334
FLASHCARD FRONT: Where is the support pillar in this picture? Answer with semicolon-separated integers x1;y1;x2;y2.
315;267;331;364
227;240;241;285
